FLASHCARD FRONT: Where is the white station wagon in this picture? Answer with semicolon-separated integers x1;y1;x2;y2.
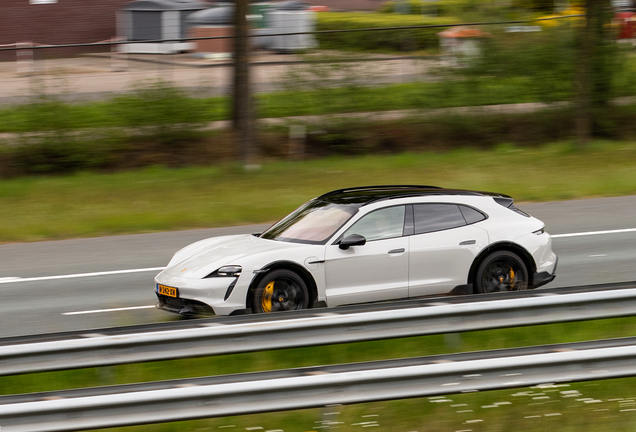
155;185;557;316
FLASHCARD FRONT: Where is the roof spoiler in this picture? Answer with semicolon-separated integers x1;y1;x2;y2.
494;196;530;217
493;196;514;208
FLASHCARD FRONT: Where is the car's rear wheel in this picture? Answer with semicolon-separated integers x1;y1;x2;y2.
252;269;309;313
474;251;528;293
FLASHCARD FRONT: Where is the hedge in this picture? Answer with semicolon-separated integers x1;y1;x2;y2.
315;12;459;53
378;0;483;16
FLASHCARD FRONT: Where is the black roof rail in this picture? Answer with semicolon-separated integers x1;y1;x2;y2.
363;190;484;205
319;185;443;199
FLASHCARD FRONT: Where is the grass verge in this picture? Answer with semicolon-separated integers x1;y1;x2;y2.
1;140;635;243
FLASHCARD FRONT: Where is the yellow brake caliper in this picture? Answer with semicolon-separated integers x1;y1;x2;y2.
262;281;275;313
509;268;515;289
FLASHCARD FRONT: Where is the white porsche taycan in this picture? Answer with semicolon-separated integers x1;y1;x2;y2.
155;185;557;316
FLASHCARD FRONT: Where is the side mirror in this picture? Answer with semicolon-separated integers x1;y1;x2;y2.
339;234;366;250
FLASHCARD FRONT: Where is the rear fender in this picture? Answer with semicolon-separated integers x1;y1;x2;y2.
468;242;537;290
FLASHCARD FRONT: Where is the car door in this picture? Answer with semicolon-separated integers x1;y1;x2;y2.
324;205;409;307
408;203;490;297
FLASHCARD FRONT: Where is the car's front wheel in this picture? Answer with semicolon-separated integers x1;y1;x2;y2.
252;269;309;313
474;251;528;293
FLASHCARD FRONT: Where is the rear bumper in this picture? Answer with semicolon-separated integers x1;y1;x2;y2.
532;256;558;288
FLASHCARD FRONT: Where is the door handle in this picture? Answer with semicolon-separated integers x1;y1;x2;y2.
459;240;476;245
388;248;405;254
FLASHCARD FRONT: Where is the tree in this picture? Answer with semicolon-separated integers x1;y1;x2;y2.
233;0;256;165
575;0;613;144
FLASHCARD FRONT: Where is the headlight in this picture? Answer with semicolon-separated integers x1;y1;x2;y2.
215;265;243;277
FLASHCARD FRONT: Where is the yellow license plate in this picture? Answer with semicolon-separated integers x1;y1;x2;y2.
157;284;178;298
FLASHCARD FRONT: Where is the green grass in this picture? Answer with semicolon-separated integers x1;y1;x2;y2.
258;79;546;118
0;80;549;134
1;140;635;243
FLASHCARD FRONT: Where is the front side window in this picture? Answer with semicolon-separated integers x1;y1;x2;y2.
413;204;466;234
260;200;358;244
342;206;406;242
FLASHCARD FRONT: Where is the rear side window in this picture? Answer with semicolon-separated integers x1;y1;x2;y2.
459;205;487;224
413;204;466;234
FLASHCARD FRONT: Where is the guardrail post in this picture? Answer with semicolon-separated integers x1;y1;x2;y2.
288;124;306;160
111;36;128;72
17;41;34;76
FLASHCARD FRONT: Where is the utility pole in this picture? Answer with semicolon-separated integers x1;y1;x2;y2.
233;0;255;166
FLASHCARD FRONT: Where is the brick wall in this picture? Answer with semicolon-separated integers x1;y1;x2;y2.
0;0;132;59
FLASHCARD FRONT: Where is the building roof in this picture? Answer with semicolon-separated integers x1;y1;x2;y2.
123;0;209;11
302;0;383;11
438;27;492;38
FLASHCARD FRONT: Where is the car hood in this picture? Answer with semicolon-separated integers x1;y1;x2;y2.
163;234;307;279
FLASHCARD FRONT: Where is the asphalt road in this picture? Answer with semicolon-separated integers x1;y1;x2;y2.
1;195;635;339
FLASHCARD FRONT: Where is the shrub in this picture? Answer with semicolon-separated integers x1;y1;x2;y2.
0;82;218;177
439;25;578;103
304;109;578;155
378;0;490;16
316;12;459;52
106;81;211;144
4;132;124;176
513;0;584;12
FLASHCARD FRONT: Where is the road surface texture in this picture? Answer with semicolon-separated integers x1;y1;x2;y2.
0;195;635;338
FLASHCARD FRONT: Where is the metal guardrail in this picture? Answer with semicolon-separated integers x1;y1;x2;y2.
2;336;636;432
1;281;636;376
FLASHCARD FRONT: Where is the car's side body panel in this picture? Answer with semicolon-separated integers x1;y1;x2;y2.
408;224;490;297
324;236;409;306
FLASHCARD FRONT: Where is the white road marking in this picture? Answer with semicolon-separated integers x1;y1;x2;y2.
1;228;635;286
0;226;633;316
0;227;631;286
62;305;156;315
0;267;165;284
552;228;636;238
589;254;608;258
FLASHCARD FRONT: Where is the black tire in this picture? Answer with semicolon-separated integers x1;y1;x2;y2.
474;251;528;293
252;269;309;313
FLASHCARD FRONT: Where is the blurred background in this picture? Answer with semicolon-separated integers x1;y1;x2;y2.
2;1;636;432
1;0;635;177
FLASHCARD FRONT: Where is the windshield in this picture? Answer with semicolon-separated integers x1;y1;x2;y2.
260;199;358;244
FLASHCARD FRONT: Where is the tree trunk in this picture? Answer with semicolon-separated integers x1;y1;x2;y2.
233;0;255;165
575;0;593;144
575;0;612;145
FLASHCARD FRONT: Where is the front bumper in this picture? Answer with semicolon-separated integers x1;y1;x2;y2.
155;270;250;317
156;293;216;316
